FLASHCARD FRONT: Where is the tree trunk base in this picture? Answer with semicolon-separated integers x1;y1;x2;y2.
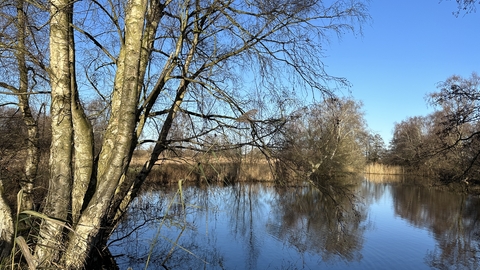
85;245;119;270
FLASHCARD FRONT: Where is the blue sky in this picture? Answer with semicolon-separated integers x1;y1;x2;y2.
324;0;480;145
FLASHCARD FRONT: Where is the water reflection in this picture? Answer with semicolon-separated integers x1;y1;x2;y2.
391;183;480;269
268;176;367;263
108;177;480;270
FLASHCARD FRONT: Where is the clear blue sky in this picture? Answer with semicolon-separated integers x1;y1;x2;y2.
325;0;480;145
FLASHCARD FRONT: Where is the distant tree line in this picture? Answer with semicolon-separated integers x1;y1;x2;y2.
384;73;480;185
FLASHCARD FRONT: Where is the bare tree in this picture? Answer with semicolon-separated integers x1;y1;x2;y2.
365;133;386;163
0;0;49;218
387;73;480;181
0;0;50;258
426;73;480;181
1;0;369;268
275;97;368;177
448;0;479;14
388;116;430;167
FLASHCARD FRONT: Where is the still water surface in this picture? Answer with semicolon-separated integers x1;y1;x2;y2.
109;177;480;269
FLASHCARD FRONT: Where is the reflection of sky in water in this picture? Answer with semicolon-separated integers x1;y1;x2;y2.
109;181;480;270
356;185;436;270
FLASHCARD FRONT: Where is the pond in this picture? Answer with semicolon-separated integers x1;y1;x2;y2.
108;176;480;269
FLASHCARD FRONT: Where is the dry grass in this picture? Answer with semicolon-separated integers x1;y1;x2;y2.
364;163;404;175
130;150;275;184
364;173;404;183
137;159;275;185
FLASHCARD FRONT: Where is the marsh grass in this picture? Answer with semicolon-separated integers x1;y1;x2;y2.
364;163;404;175
3;190;76;270
141;160;274;185
364;173;405;183
14;236;34;270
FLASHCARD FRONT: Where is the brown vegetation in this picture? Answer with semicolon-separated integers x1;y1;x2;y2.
139;161;274;185
384;73;480;185
273;97;368;178
131;150;274;185
364;173;404;183
364;163;403;175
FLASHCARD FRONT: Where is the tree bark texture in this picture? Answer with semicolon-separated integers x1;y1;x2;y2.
18;0;369;268
69;8;94;226
0;181;13;260
16;0;39;212
34;0;73;266
62;0;148;267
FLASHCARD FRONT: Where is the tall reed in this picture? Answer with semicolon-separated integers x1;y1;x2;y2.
364;163;404;175
142;161;274;184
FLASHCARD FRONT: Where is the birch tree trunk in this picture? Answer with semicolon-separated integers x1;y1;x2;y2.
0;180;13;260
16;0;39;212
19;0;368;268
61;0;148;267
34;0;73;266
69;8;94;227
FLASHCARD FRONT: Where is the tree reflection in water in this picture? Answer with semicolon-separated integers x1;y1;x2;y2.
268;175;367;263
108;178;367;269
391;184;480;269
108;177;480;269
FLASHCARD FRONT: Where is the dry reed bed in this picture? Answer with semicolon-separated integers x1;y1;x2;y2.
364;173;405;183
136;160;275;184
364;163;404;175
132;156;406;185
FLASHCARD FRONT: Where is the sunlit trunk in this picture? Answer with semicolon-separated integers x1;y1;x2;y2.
108;6;201;225
16;0;39;212
61;0;147;267
34;0;73;266
107;0;165;227
16;0;370;268
69;9;94;226
0;181;13;260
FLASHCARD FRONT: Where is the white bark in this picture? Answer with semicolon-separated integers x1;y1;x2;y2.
69;9;94;226
0;181;13;260
34;0;73;266
62;0;148;267
16;0;38;212
21;0;368;268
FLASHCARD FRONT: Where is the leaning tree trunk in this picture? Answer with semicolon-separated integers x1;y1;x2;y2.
68;7;94;227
